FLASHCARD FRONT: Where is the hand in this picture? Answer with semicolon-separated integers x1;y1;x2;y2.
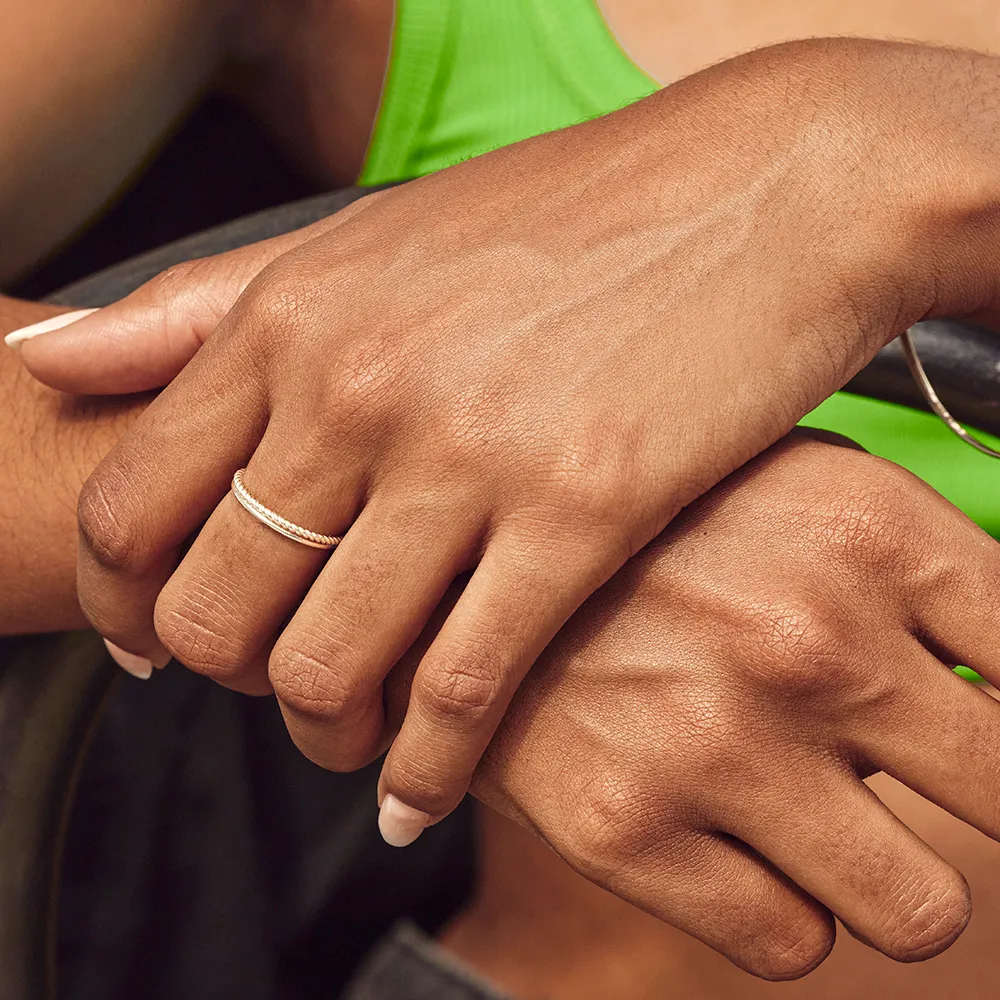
394;431;1000;978
13;39;1000;843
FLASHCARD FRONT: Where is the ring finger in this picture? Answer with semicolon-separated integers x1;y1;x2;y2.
151;429;367;692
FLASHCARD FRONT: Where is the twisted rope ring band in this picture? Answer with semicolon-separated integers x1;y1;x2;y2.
231;469;342;550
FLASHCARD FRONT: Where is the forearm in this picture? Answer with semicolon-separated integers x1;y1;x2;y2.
0;297;146;632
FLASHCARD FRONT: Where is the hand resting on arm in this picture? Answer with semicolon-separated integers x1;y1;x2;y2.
5;302;1000;976
14;38;1000;843
391;431;1000;978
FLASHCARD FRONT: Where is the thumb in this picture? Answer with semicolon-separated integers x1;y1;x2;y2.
5;224;326;395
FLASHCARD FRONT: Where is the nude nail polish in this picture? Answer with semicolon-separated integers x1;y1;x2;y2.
378;794;431;847
4;308;99;350
103;638;153;680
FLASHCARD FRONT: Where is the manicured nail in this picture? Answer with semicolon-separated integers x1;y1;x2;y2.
103;638;153;680
378;794;430;847
4;308;99;350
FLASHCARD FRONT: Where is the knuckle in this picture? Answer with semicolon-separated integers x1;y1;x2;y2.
239;265;320;357
880;871;971;962
798;464;927;576
77;470;144;573
269;641;367;726
417;653;503;726
149;258;242;326
558;773;654;880
513;455;644;568
741;597;858;698
153;592;254;681
748;916;834;981
247;264;311;323
320;334;407;429
143;261;200;308
150;259;198;290
932;536;1000;620
270;332;408;454
542;436;637;524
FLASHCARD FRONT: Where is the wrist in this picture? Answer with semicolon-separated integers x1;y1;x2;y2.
796;40;1000;339
621;38;999;388
0;300;148;633
675;39;1000;357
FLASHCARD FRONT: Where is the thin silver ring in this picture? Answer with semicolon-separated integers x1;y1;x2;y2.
900;328;1000;460
231;469;341;550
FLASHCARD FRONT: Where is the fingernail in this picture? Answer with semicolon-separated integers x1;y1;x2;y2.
5;308;99;351
378;794;431;848
103;638;153;680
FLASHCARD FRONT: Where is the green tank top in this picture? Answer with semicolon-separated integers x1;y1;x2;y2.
360;0;1000;537
359;0;657;184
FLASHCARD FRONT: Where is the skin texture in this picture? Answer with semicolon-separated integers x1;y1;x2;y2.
6;298;1000;977
23;39;1000;840
366;429;1000;979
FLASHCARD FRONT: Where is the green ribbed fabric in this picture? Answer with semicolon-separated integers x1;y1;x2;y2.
359;0;658;184
359;0;1000;542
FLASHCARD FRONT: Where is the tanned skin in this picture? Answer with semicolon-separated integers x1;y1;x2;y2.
5;3;1000;995
0;298;145;630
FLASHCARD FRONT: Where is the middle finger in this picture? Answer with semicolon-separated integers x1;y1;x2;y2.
151;426;366;691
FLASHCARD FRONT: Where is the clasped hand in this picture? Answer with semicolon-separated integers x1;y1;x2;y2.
15;39;1000;849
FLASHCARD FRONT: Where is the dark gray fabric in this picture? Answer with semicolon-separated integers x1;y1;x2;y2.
59;665;476;1000
344;924;511;1000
